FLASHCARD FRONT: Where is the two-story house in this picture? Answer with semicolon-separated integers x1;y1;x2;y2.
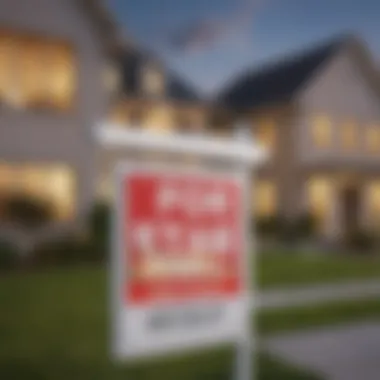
0;0;126;233
218;35;380;241
0;0;207;236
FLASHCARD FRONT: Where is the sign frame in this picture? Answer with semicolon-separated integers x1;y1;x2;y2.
110;161;253;362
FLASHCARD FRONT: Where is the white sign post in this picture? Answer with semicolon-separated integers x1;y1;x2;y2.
96;124;266;379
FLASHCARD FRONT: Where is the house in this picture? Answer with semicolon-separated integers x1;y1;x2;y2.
97;45;208;201
0;0;206;237
0;0;123;234
218;34;380;241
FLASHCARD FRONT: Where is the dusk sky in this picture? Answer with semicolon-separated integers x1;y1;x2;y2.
108;0;380;97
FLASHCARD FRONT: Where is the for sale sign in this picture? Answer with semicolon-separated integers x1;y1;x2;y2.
112;165;249;359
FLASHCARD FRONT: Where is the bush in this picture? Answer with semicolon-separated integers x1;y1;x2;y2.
275;213;317;246
345;229;376;253
256;215;285;238
28;202;111;268
87;201;111;261
31;234;93;267
2;194;54;229
292;213;317;240
0;238;19;271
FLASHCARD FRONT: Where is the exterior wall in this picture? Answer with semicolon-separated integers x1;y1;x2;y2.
296;47;380;166
0;0;110;224
294;46;380;236
250;104;301;218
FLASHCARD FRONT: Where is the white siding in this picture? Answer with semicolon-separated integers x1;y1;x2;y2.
295;47;380;165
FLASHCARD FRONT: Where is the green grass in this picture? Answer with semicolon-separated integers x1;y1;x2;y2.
0;267;321;380
258;252;380;288
3;264;380;379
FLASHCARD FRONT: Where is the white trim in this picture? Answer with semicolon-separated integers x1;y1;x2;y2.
95;123;267;166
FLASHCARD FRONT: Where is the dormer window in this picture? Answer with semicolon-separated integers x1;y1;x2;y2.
141;63;165;97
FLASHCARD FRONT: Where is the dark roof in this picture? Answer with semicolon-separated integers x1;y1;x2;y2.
218;35;352;110
117;47;200;103
79;0;125;53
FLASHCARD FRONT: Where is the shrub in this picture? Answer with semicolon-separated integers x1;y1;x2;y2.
87;201;111;261
274;213;317;246
345;229;376;253
256;215;285;238
31;234;92;267
0;238;19;271
2;194;54;229
28;202;111;268
292;213;317;240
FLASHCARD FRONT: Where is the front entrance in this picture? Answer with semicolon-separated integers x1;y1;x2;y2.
341;184;361;236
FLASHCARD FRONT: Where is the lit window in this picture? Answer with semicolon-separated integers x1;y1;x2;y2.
142;64;165;96
367;124;380;153
0;163;75;221
145;105;173;134
341;120;356;150
312;115;332;148
306;176;333;229
253;180;277;217
109;104;127;125
0;30;75;110
44;43;76;110
256;119;276;151
47;167;75;220
367;181;380;229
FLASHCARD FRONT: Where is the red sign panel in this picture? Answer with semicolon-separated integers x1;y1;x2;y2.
123;171;244;305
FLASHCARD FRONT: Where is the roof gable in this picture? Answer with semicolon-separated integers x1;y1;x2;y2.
118;47;201;103
78;0;130;54
218;35;350;110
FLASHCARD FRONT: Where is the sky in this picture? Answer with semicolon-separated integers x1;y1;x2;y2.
108;0;380;97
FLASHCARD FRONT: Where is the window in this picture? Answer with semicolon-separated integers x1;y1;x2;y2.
306;176;333;229
311;115;332;148
0;30;75;110
366;181;380;229
141;64;165;97
341;120;357;150
129;107;145;128
253;180;277;217
109;104;128;125
256;119;276;151
0;163;75;221
367;124;380;153
145;105;173;133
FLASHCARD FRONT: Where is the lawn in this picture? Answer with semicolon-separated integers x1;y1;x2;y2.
0;267;321;380
3;264;380;379
258;252;380;289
